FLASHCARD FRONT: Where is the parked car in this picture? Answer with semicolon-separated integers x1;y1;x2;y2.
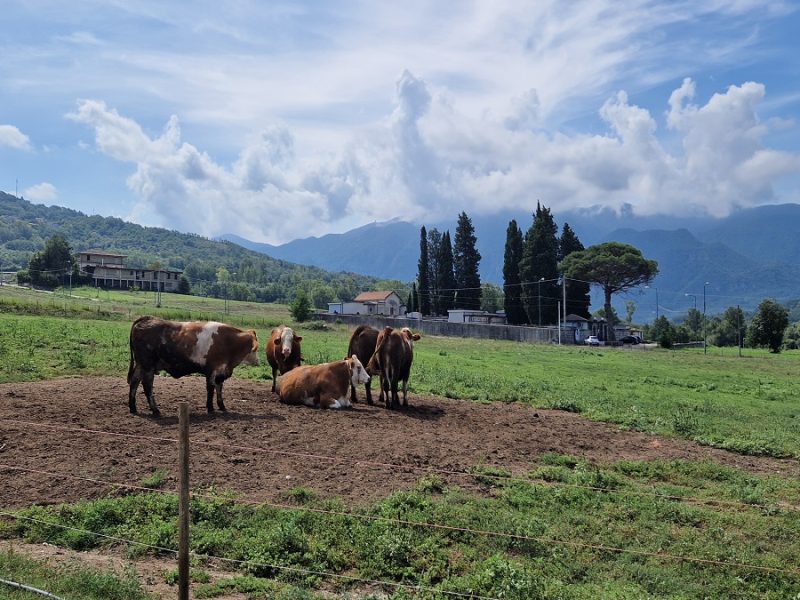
586;335;600;346
620;335;641;344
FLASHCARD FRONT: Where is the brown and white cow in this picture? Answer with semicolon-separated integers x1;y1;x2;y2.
275;355;370;409
266;325;303;392
366;326;421;409
127;316;259;416
347;325;380;404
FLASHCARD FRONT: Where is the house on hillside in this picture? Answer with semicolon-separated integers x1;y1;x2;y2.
327;290;405;316
78;250;183;292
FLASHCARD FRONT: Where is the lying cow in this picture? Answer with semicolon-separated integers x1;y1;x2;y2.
367;326;421;409
347;325;380;404
266;325;303;392
275;355;370;409
128;315;259;416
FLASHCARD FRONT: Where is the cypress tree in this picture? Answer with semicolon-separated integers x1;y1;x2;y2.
427;228;443;315
417;226;431;315
519;203;560;325
503;219;526;324
559;223;591;319
453;212;482;310
436;230;456;313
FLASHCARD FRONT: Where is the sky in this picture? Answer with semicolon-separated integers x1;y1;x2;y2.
1;1;800;245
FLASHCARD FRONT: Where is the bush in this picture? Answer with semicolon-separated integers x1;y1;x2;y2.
289;290;312;322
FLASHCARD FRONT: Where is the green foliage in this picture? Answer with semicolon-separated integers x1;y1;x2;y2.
6;458;800;599
0;548;153;599
27;234;74;289
747;298;790;353
453;211;482;310
0;192;379;304
435;230;456;314
502;219;526;325
559;222;591;319
289;290;313;322
561;241;658;340
416;225;431;315
520;202;560;325
480;282;503;313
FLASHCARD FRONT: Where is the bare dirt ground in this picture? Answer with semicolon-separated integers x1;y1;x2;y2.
1;376;798;598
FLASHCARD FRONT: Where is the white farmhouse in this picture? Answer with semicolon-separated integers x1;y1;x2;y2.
328;290;405;316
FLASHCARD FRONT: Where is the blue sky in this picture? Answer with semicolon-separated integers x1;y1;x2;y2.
1;1;799;244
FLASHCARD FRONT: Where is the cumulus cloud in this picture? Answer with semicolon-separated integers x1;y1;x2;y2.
23;182;57;202
0;124;32;150
69;73;800;243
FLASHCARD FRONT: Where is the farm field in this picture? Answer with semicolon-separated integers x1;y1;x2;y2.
1;285;799;598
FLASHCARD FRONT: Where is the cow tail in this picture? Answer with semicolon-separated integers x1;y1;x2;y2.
127;322;137;384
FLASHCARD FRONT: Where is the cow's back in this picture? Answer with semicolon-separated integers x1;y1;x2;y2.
348;325;379;366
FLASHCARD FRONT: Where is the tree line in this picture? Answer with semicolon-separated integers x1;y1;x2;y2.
411;203;659;340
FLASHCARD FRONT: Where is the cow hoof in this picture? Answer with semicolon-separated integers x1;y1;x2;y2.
151;409;160;417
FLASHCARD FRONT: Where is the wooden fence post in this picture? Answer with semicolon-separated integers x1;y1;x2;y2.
178;402;190;600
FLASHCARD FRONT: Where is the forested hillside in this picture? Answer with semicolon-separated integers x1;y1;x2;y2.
0;192;383;305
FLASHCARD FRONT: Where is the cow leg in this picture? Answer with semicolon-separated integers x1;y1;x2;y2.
271;366;278;393
401;377;409;407
349;382;358;404
381;372;390;409
391;378;400;410
205;377;216;413
128;367;141;414
215;374;227;412
142;371;160;416
365;380;373;405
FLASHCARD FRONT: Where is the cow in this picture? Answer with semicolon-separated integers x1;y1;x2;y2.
366;326;421;409
128;316;259;416
347;325;380;404
275;355;370;409
266;325;303;392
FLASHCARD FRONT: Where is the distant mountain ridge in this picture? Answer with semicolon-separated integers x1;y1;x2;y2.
222;204;800;315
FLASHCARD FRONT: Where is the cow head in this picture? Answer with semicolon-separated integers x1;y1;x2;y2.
400;327;421;346
348;354;371;385
243;330;260;365
275;327;302;358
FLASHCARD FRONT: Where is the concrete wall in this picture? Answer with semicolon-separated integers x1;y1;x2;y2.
318;313;576;344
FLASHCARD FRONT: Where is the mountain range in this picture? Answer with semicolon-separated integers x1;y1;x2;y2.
221;204;800;317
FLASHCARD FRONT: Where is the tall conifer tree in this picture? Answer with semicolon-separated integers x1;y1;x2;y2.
436;230;456;313
417;226;431;315
427;228;442;315
519;203;560;325
559;223;591;319
453;212;482;310
503;219;526;324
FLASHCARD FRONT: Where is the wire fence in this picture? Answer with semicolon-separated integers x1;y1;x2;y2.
1;414;798;599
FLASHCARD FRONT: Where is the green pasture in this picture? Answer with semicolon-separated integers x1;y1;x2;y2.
1;285;799;459
3;456;799;599
2;285;800;598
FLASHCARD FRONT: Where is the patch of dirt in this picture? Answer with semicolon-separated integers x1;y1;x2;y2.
1;376;797;511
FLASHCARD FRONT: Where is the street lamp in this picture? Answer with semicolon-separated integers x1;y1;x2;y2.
645;285;659;320
538;277;545;326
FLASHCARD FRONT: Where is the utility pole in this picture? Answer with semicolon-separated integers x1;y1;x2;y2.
562;276;567;328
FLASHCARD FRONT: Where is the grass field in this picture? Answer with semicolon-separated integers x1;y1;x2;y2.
1;285;799;599
2;285;799;459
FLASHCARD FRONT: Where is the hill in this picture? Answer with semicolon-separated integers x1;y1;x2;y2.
0;192;379;304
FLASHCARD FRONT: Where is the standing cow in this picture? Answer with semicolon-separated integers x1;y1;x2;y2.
128;316;259;416
367;326;421;409
266;325;303;392
275;355;370;409
347;325;380;404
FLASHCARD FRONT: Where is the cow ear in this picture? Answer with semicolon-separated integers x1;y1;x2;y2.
273;337;282;345
295;336;303;342
412;334;421;341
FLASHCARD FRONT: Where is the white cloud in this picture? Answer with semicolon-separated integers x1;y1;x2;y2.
68;72;800;242
23;182;57;202
0;124;31;150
